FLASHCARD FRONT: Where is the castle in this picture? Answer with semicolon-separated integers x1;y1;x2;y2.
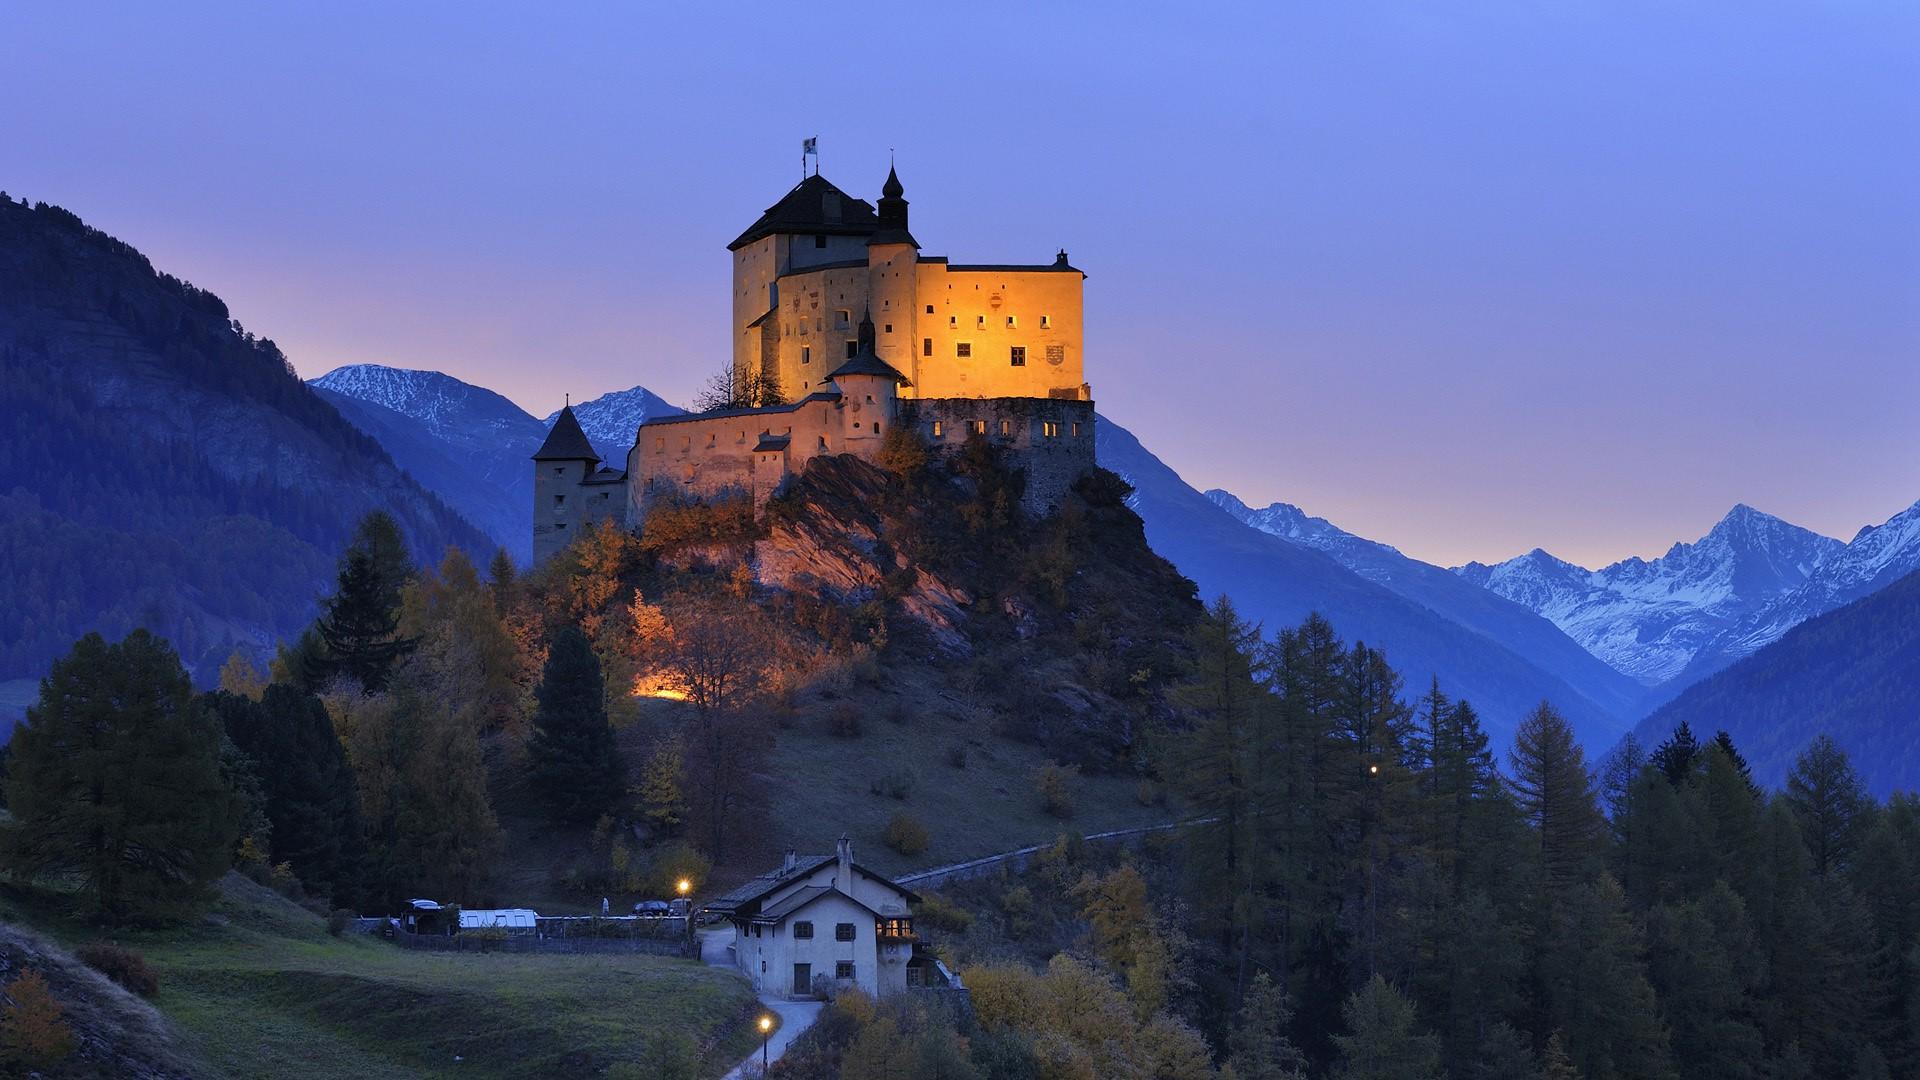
532;161;1096;564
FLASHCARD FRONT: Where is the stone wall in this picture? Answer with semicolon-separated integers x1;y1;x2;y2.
902;397;1096;515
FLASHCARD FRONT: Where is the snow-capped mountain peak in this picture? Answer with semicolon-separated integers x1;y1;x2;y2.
543;386;684;463
1204;490;1405;564
312;364;536;445
1452;505;1842;686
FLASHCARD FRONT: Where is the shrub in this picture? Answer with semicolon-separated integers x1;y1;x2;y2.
1035;763;1078;818
0;969;75;1067
869;770;913;800
884;813;931;856
827;702;863;738
327;909;357;937
914;892;976;933
76;943;159;997
946;744;968;770
1134;779;1164;807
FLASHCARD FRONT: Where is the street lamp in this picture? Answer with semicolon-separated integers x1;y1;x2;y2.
758;1014;774;1072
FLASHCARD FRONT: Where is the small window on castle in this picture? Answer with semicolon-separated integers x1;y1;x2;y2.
922;338;932;357
1006;315;1018;328
654;438;665;451
884;323;893;334
956;342;971;358
1040;314;1052;329
999;419;1012;436
931;421;944;438
802;346;811;365
1072;422;1081;436
1010;346;1027;367
814;234;827;248
836;310;851;329
552;467;563;476
1043;422;1061;438
948;315;957;328
819;436;828;450
967;420;986;435
597;491;609;501
554;495;565;507
925;304;934;314
873;423;881;434
976;315;986;328
846;340;858;359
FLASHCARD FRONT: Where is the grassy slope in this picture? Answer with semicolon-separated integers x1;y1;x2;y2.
0;875;763;1080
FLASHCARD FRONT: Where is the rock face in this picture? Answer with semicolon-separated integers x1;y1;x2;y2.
0;198;490;683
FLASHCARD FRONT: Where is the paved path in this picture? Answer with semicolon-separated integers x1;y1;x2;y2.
702;928;823;1080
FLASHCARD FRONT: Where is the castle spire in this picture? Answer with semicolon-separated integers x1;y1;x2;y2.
875;162;911;240
858;309;876;353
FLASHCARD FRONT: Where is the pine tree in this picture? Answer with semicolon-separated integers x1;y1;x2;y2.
1645;884;1766;1080
1650;720;1702;786
1508;701;1602;894
208;684;364;903
1226;972;1309;1080
1540;874;1676;1080
2;631;240;921
1331;975;1443;1080
316;544;414;693
1785;735;1869;880
486;546;517;610
527;625;626;824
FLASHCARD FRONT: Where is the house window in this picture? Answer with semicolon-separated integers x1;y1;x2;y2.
931;421;944;438
845;340;858;359
1040;314;1051;329
923;338;932;357
835;923;856;942
1010;347;1027;366
967;420;986;435
802;346;811;365
836;961;855;980
1043;422;1060;438
956;342;971;358
814;234;827;248
1006;315;1018;328
794;921;814;939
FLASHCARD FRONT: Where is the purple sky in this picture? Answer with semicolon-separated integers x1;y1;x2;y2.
7;3;1917;568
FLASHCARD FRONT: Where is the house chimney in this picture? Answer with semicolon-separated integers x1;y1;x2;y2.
836;834;853;886
783;848;797;873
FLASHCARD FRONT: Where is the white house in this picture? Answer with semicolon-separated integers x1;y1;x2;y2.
706;836;952;1000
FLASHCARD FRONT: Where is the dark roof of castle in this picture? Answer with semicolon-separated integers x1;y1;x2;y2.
827;351;910;384
881;164;904;199
532;406;600;462
729;174;878;251
755;433;792;452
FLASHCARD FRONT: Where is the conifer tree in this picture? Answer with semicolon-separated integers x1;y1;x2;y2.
1785;734;1869;880
316;543;414;693
1645;884;1766;1079
1331;976;1443;1080
486;546;517;609
1540;874;1676;1080
207;684;364;903
528;625;626;824
1226;972;1309;1080
1650;720;1703;786
1508;701;1602;894
2;631;240;921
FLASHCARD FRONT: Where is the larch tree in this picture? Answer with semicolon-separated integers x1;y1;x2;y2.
1508;701;1602;894
2;631;240;921
1331;976;1443;1080
1785;734;1870;881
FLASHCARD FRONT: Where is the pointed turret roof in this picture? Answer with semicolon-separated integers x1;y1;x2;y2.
729;174;879;251
881;164;904;199
826;311;911;385
533;405;601;462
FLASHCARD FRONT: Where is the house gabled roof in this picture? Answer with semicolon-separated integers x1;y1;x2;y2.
826;350;910;384
533;405;600;463
705;854;919;919
729;174;879;251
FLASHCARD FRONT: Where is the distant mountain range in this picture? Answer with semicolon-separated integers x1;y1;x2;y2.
309;370;681;561
1637;565;1920;794
0;198;488;690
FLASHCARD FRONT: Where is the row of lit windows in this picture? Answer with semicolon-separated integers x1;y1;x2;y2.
788;311;1053;336
928;419;1080;439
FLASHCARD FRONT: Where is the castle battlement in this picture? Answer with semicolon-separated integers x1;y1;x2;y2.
532;160;1095;565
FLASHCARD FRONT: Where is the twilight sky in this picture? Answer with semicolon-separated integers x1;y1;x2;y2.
6;3;1916;568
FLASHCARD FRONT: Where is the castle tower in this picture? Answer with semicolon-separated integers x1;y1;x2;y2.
866;164;919;385
531;404;602;565
826;310;910;453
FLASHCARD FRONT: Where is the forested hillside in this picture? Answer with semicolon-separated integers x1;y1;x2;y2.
1637;566;1920;792
0;195;488;685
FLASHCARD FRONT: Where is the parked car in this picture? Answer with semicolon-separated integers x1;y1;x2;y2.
632;900;672;918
